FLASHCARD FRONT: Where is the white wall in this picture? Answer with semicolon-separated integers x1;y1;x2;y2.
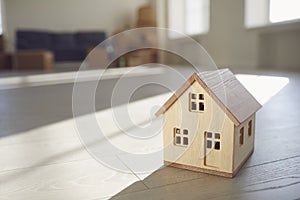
4;0;149;51
258;28;300;70
198;0;260;69
245;0;269;28
0;0;7;36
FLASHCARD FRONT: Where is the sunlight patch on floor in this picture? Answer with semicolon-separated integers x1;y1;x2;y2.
236;74;289;105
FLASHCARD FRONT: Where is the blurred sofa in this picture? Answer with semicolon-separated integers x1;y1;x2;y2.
16;30;106;62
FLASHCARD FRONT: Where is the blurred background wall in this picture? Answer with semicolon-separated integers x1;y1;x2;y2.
1;0;300;71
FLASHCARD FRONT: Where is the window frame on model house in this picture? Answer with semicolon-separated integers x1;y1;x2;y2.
248;120;252;136
190;93;205;112
206;131;221;150
239;127;244;146
174;128;189;147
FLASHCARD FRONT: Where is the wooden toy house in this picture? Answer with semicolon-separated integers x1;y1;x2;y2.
156;69;261;177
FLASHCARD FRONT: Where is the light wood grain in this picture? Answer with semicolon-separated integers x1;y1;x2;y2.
0;91;168;199
0;117;91;172
112;156;300;199
0;159;141;200
233;114;256;171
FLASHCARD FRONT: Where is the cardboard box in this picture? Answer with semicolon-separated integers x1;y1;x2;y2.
126;49;157;67
126;52;144;67
14;50;54;71
0;53;12;70
138;6;156;22
136;19;157;28
86;47;109;68
0;35;5;53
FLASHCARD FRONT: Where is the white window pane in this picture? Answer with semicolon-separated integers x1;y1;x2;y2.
244;0;269;28
0;0;2;35
168;0;185;38
270;0;300;23
168;0;210;38
185;0;201;34
185;0;209;35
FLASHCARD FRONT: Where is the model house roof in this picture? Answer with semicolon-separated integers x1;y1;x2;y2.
156;68;261;126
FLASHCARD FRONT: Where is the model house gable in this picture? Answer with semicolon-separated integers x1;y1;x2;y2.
156;68;262;126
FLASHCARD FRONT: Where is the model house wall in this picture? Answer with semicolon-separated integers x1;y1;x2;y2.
163;81;235;174
233;114;256;171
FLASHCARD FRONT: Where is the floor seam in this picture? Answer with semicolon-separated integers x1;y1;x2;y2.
115;155;150;190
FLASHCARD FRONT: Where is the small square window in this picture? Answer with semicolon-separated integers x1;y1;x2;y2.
190;93;205;113
175;128;180;134
215;133;220;139
183;137;188;145
215;141;220;150
191;93;196;99
199;94;204;100
183;129;188;135
176;136;181;144
191;102;197;110
199;102;204;111
207;132;212;138
207;140;212;148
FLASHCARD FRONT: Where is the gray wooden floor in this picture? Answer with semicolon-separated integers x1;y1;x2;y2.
0;68;299;199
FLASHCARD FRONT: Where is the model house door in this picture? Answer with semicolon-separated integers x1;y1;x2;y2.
204;132;221;168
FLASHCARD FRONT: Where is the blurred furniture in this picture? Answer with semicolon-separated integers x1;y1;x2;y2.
112;5;158;67
0;35;13;70
0;35;5;52
16;30;106;62
86;47;109;68
14;50;54;71
0;53;13;70
126;49;158;66
130;5;158;67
